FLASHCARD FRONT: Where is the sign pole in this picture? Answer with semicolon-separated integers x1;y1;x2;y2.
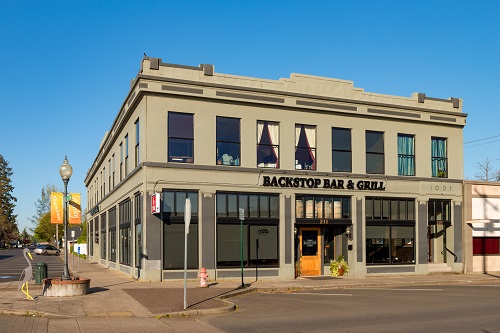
184;198;191;310
239;208;245;288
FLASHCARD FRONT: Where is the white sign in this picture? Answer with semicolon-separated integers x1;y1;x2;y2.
151;193;160;214
71;230;75;238
239;208;245;220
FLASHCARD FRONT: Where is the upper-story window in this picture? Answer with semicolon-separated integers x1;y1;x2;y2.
295;124;316;170
119;143;123;181
125;134;129;175
366;131;384;174
398;134;415;176
135;119;140;168
112;154;115;187
216;117;240;166
168;112;194;163
431;137;447;178
257;120;279;168
108;158;111;192
103;167;106;197
332;127;352;172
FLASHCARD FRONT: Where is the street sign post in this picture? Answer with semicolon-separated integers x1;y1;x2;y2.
183;197;191;310
239;208;245;288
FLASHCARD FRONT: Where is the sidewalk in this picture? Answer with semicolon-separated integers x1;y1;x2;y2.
1;256;500;319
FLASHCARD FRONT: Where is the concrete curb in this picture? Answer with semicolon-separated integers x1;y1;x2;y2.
1;309;71;319
154;299;236;318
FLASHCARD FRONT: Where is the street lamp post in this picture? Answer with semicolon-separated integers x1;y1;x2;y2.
59;156;73;280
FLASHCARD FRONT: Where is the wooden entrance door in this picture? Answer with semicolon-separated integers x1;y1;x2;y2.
300;227;321;276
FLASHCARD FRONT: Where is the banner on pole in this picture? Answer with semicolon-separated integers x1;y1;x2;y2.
50;192;63;224
68;193;81;224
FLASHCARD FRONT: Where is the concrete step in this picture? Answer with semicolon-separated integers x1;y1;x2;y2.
428;263;453;274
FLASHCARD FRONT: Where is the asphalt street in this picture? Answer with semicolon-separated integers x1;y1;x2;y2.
0;247;64;283
199;282;500;333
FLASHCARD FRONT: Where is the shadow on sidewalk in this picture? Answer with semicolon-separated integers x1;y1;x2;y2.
89;287;109;293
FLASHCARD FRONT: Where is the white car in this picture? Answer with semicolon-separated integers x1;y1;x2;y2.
34;244;60;256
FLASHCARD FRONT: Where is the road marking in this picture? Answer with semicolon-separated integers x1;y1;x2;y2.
289;292;353;296
351;288;442;291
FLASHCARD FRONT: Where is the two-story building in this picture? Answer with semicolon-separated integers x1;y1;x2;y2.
85;56;467;281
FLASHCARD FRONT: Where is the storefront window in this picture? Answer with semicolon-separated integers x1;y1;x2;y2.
100;212;106;260
162;190;199;270
366;197;415;265
216;192;279;268
108;208;116;262
119;200;132;266
134;193;142;268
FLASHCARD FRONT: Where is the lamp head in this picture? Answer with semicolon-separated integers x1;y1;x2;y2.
59;156;73;180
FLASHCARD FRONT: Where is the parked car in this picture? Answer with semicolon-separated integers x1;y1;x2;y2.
34;244;60;256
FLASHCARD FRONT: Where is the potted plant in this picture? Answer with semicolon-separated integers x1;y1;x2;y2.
330;255;349;277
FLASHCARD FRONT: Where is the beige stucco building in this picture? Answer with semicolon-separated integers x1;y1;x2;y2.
464;181;500;273
85;56;467;281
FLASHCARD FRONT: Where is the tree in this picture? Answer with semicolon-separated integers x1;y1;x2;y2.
0;154;18;243
33;212;62;243
29;184;58;226
475;158;500;181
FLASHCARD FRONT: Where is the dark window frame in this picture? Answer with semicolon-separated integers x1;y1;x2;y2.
162;190;199;270
397;133;415;176
216;191;280;268
295;194;351;224
332;127;352;172
135;118;140;168
295;124;317;171
134;193;142;268
168;112;194;163
216;116;241;166
431;137;448;178
366;130;385;174
257;120;280;168
428;199;452;225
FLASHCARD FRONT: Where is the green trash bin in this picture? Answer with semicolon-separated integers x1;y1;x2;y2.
35;262;47;284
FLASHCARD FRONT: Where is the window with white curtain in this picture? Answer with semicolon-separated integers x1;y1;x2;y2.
257;120;279;168
295;124;316;170
397;134;415;176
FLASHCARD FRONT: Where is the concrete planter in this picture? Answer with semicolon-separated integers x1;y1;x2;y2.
42;278;91;297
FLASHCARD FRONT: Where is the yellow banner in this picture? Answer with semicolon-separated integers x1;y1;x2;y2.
68;193;81;224
50;192;63;224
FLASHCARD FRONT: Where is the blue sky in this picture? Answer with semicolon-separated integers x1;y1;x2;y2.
1;1;499;234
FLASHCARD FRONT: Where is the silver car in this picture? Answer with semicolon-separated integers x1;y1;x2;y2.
34;244;61;256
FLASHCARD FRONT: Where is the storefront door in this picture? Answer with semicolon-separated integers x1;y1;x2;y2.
300;227;321;276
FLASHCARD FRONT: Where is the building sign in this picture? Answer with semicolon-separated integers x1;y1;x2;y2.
151;193;161;214
90;205;100;216
262;176;386;191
